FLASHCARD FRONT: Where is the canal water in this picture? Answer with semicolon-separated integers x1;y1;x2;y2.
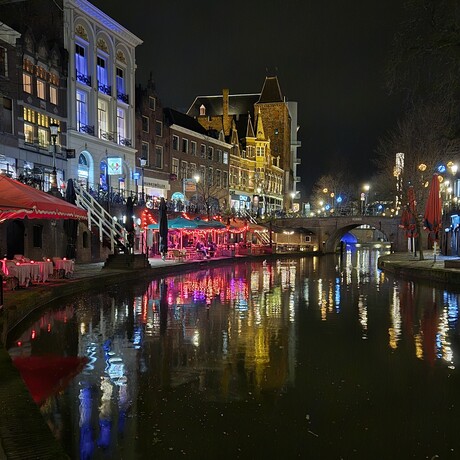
6;249;460;459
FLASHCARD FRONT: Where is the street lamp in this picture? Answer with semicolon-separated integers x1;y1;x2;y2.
290;191;296;212
49;122;59;192
193;173;200;210
362;184;370;215
139;157;147;203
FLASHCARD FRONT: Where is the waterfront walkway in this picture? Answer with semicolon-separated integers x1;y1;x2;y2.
1;251;460;459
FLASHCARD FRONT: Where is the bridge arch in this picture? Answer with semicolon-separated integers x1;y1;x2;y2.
273;216;406;254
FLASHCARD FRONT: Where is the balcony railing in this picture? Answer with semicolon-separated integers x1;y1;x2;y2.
98;82;112;96
294;158;301;164
99;130;116;142
117;92;129;104
76;71;91;87
118;136;132;147
78;123;95;135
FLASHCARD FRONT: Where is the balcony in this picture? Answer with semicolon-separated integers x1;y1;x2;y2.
99;130;116;142
294;176;301;182
98;82;112;96
294;157;301;164
118;136;132;147
78;124;95;135
76;71;91;87
117;92;129;104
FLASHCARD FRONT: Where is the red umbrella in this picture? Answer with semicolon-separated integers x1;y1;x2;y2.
399;186;417;239
424;174;442;242
0;175;87;222
13;355;88;405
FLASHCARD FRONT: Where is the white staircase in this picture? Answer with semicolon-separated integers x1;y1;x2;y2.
73;182;128;253
239;209;272;245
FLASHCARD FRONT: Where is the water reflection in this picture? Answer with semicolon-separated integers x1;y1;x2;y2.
7;248;460;458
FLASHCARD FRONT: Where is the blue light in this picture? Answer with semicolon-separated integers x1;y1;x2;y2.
438;165;446;173
325;204;331;210
336;196;343;203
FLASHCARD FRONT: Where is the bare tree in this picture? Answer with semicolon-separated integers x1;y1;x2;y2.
310;172;357;215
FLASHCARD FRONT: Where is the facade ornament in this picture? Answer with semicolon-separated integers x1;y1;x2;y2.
75;24;88;41
97;37;108;53
116;49;126;63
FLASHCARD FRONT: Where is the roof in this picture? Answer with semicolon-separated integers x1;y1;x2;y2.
187;94;260;117
163;108;208;134
258;76;284;103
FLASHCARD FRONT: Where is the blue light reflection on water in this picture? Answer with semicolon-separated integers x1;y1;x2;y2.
7;250;460;459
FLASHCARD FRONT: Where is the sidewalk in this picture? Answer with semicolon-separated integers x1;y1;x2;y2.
378;251;460;285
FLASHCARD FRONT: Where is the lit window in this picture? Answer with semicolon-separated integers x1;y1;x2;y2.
117;107;126;140
38;126;48;148
37;79;46;99
76;89;88;130
116;67;125;94
50;85;58;105
98;99;108;136
23;73;32;93
24;123;34;143
75;43;88;79
97;56;107;87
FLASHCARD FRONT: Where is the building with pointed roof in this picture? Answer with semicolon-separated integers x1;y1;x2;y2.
187;76;301;214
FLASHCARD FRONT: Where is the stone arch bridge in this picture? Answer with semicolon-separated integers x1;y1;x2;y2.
273;216;406;254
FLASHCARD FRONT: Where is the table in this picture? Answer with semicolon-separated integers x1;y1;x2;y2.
5;262;32;287
54;259;75;276
37;261;54;282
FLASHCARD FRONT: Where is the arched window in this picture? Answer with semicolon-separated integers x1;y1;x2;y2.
77;153;90;190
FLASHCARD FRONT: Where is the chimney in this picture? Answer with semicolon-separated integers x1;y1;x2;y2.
222;88;230;136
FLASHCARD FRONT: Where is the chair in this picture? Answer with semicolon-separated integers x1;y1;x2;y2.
171;249;186;262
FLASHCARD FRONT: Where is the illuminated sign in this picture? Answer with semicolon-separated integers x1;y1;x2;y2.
107;157;123;175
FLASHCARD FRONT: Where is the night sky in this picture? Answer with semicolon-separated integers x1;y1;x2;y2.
91;0;406;197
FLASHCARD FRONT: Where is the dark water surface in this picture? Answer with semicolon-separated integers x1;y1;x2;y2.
7;250;460;459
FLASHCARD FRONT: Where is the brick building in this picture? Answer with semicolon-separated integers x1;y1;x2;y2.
187;76;301;213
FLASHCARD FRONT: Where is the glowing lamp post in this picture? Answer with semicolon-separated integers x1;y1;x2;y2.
140;157;147;203
49;122;59;192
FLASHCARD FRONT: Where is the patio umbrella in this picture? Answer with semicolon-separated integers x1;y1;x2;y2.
399;186;418;254
158;197;168;260
13;355;88;405
63;179;78;259
0;175;87;222
125;197;135;253
424;174;442;243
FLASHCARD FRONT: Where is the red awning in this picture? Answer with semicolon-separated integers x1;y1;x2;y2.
0;175;87;222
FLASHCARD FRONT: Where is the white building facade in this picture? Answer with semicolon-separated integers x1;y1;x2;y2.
63;0;142;197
